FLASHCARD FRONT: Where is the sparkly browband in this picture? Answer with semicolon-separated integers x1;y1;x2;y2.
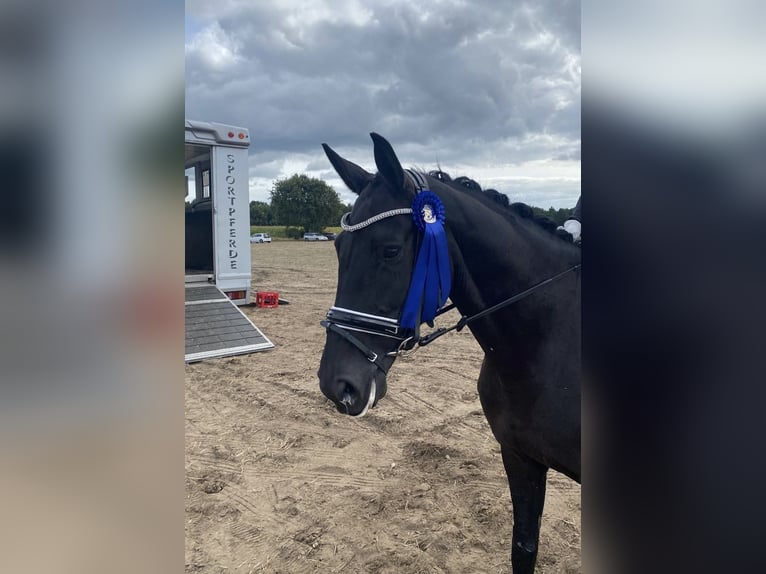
340;208;412;232
339;170;430;232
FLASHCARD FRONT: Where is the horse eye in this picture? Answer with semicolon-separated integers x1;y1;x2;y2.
383;245;401;259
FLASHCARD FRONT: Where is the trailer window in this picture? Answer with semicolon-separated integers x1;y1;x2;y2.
185;167;195;202
202;169;210;198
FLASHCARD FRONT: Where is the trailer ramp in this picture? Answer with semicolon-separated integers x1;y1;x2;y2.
185;284;274;363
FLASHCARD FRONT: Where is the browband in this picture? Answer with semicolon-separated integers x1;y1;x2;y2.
339;170;429;233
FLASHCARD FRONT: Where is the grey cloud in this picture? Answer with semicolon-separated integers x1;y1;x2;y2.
305;159;335;171
249;159;284;180
186;0;580;207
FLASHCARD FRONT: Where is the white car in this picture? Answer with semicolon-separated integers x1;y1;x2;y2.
302;232;329;241
250;233;272;243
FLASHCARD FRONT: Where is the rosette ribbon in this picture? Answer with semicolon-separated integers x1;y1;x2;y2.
400;192;451;330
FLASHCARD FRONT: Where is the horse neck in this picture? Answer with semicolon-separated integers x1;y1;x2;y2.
439;187;580;353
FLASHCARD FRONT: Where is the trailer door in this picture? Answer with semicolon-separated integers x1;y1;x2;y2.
211;144;251;299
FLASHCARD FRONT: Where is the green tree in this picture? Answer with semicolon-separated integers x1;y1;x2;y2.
270;174;343;233
249;200;273;225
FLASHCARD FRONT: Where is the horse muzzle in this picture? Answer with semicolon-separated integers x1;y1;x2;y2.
318;307;404;416
318;370;388;417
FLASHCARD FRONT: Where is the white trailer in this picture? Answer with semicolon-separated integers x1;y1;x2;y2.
185;119;253;300
184;120;273;362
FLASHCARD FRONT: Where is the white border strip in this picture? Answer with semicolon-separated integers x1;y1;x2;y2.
185;341;274;363
185;298;229;306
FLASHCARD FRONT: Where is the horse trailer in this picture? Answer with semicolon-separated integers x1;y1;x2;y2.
184;119;273;361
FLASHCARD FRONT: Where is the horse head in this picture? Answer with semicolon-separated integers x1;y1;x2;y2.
318;133;443;416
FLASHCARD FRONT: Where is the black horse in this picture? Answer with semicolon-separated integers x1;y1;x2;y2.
317;133;581;573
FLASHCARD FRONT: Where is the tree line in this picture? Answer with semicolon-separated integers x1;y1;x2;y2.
250;174;351;232
252;173;576;232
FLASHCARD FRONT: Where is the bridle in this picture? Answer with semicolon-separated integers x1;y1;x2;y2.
320;170;581;373
320;170;430;371
321;306;417;372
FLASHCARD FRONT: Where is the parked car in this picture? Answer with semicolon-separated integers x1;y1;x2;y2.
250;233;272;243
323;232;337;241
302;232;329;241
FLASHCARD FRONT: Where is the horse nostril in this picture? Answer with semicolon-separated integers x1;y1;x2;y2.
340;382;355;407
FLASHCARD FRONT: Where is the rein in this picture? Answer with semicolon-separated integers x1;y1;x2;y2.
417;263;581;347
321;170;581;370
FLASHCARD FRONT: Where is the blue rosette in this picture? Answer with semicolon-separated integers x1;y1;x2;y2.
400;192;452;329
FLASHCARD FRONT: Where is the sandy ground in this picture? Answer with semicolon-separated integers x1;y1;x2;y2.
186;240;581;573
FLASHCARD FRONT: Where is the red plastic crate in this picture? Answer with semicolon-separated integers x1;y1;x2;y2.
255;291;279;308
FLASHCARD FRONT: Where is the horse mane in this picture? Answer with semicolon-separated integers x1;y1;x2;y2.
426;169;569;242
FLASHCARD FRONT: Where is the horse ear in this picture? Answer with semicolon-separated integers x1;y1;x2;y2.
322;143;373;195
370;132;405;193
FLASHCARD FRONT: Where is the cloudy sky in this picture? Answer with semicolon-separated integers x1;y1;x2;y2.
185;0;580;208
